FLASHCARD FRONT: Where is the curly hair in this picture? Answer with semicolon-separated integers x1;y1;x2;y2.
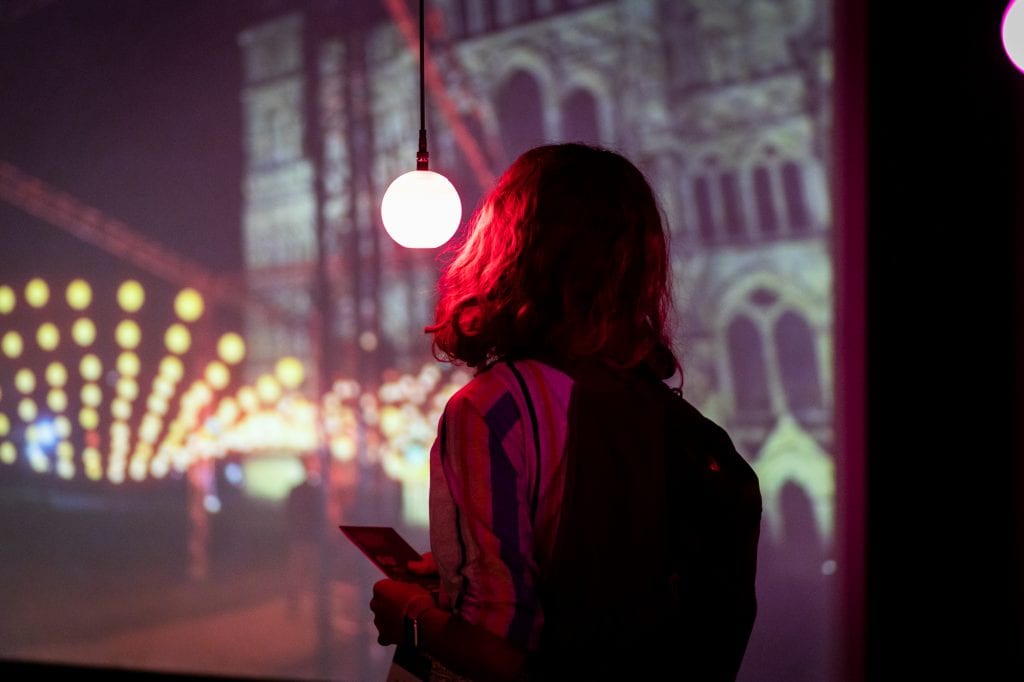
426;143;680;380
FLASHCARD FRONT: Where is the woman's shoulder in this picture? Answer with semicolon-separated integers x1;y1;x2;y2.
448;359;573;411
481;358;573;392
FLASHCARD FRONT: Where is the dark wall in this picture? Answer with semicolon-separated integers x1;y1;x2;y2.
864;0;1023;678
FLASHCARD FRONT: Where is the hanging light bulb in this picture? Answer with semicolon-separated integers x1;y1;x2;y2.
1003;0;1024;73
382;168;462;249
380;0;462;249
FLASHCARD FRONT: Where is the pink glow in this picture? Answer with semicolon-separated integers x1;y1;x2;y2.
1003;0;1024;73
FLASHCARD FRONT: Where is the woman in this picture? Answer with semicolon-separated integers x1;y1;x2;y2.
370;143;697;681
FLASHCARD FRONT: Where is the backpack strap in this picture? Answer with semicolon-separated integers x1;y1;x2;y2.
505;360;542;524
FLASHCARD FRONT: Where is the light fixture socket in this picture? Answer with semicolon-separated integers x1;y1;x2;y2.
417;130;429;170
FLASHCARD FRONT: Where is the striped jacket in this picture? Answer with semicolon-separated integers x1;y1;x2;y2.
429;359;574;652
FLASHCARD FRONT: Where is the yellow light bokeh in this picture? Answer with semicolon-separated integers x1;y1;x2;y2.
80;354;102;381
380;405;404;438
331;434;356;460
55;416;71;438
216;397;239;424
147;394;169;415
256;374;281;404
217;332;246;365
129;458;147;481
15;368;36;394
47;388;68;413
66;279;92;310
79;407;99;430
205;361;230;390
18;398;37;422
45;361;67;387
84;447;100;471
153;376;175;400
0;413;8;437
117;280;145;313
56;459;74;479
238;386;259;413
189;381;212;406
174;288;204;322
1;331;23;359
117;351;140;377
275;356;305;390
166;419;186;440
111;398;132;421
116;377;139;401
140;414;162;443
164;323;191;355
0;285;15;314
115;319;141;350
81;383;102;407
37;322;59;351
25;278;49;308
159;355;184;381
71;318;97;347
0;441;15;464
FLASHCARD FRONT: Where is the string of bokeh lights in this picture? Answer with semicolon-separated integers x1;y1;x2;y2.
0;277;470;497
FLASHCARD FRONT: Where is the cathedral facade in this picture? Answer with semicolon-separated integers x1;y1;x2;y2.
237;0;835;551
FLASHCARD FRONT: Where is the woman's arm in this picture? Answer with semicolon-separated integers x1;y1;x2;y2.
371;577;527;682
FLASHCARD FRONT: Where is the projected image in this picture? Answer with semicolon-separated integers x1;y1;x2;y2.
1;1;836;680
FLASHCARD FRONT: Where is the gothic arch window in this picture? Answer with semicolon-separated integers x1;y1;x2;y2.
779;480;826;569
496;70;545;164
775;309;823;421
719;171;746;241
782;160;811;233
693;175;716;243
727;315;772;420
562;88;600;144
753;165;779;236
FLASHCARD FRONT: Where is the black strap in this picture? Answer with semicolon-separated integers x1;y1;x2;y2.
506;360;542;523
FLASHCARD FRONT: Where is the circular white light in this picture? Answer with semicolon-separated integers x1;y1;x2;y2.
204;494;222;514
381;170;462;249
1004;0;1024;73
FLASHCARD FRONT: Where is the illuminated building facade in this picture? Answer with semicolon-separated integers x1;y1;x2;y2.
238;0;834;549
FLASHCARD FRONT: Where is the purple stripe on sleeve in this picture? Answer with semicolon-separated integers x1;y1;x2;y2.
485;391;534;645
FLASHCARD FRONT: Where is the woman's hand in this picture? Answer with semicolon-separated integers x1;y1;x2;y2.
369;578;434;646
408;550;437;577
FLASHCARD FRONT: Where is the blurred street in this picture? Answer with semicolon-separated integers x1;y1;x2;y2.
4;567;391;681
0;482;409;682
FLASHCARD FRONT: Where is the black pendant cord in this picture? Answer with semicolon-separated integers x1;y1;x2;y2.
416;0;428;170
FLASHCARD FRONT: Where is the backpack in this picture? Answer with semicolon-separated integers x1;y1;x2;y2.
512;361;762;680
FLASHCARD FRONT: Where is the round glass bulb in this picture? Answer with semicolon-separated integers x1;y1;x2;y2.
1003;0;1024;73
381;170;462;249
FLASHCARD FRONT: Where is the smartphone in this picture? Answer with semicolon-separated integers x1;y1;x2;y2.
339;525;438;589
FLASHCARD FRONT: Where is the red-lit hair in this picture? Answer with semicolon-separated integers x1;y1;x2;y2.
427;143;679;379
